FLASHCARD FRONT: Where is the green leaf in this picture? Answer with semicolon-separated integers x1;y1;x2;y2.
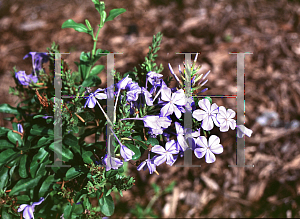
49;142;74;162
62;19;89;33
36;136;52;148
19;154;28;178
63;133;78;147
0;149;18;165
105;8;126;22
0;167;9;190
1;207;13;219
82;151;94;164
0;127;10;137
89;65;104;77
63;203;72;219
151;183;161;194
15;195;30;204
98;189;115;216
78;52;90;80
133;136;148;150
9;175;42;196
7;130;22;146
30;124;54;136
0;103;19;114
0;139;15;150
124;143;141;160
91;0;104;15
39;175;59;197
30;147;49;178
164;181;176;193
80;75;102;92
146;137;159;147
64;166;87;181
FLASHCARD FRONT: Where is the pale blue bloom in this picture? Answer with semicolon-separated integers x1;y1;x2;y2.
18;197;44;219
216;106;236;132
137;152;156;174
192;98;219;131
84;88;107;108
120;145;135;161
102;154;123;171
194;135;223;163
151;140;179;166
160;87;186;119
236;125;253;138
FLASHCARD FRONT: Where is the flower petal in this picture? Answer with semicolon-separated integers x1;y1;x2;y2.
194;147;206;159
192;109;206;121
205;150;216;163
151;145;166;154
18;204;28;212
202;116;214;131
196;136;208;148
161;87;172;102
153;155;166;166
160;102;174;117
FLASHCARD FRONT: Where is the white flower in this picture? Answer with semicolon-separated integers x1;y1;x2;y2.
216;106;236;132
194;135;223;163
192;99;219;131
236;125;253;138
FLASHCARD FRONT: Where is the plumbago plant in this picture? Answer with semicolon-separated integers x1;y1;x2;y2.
0;1;253;218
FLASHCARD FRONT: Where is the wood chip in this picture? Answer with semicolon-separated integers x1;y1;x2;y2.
247;180;268;202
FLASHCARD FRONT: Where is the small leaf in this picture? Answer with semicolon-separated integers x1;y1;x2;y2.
89;65;104;77
0;103;19;114
30;147;49;178
105;8;126;22
0;167;9;190
39;175;59;197
49;142;74;162
62;19;89;33
19;154;28;178
15;195;30;204
9;175;42;196
82;151;94;164
7;130;22;146
146;137;159;147
0;127;10;137
64;166;87;181
30;124;53;136
80;75;102;93
0;139;15;150
0;149;18;165
98;189;115;216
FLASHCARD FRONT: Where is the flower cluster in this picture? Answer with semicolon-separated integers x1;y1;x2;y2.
84;55;253;173
14;52;48;86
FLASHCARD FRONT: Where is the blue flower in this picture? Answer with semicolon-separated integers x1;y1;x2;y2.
15;71;38;86
194;135;223;163
151;140;179;166
23;52;49;75
84;88;107;108
102;154;123;171
17;123;23;134
127;86;153;108
216;106;236;132
18;197;44;219
137;153;157;174
120;144;135;161
192;98;219;131
236;125;253;138
160;87;186;119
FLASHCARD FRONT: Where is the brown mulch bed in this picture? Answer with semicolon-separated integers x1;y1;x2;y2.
1;0;300;218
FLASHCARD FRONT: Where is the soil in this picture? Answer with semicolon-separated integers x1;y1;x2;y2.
1;0;300;218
